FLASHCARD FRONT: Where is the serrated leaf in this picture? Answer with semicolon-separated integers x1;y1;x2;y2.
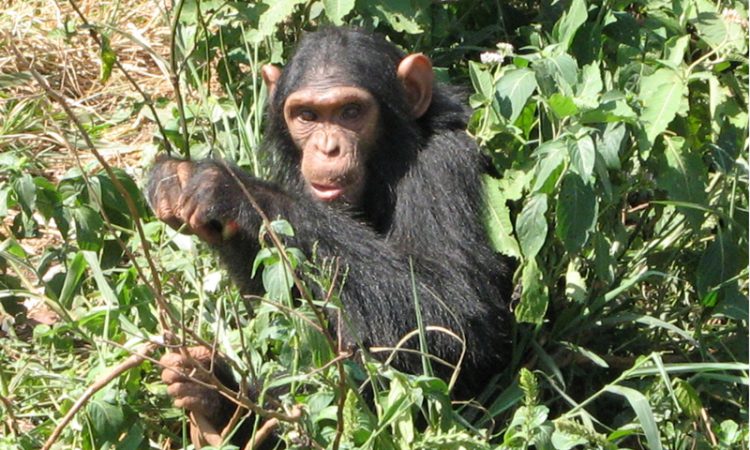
556;173;597;254
664;35;690;66
12;173;36;216
483;176;521;258
516;258;548;324
516;194;548;259
262;259;294;301
323;0;355;25
495;68;537;123
639;68;687;145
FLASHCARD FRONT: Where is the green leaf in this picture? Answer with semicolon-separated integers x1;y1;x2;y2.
692;12;747;52
73;205;104;251
516;194;548;260
639;68;687;145
548;93;579;118
664;35;690;66
655;135;707;228
58;252;87;308
596;122;626;170
556;173;597;254
99;34;117;83
568;135;595;179
323;0;355;25
87;399;126;443
495;68;537;123
12;173;36;216
553;0;588;50
697;228;744;299
483;175;521;258
516;258;548;324
262;259;294;301
469;61;494;101
532;141;567;193
604;386;663;450
258;0;307;39
673;379;702;419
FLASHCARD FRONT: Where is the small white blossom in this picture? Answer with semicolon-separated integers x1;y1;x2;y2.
496;42;515;59
722;8;748;28
480;51;505;65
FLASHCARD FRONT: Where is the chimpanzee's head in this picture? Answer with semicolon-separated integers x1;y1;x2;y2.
262;27;434;208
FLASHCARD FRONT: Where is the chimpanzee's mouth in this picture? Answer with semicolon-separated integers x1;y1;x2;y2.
310;183;347;201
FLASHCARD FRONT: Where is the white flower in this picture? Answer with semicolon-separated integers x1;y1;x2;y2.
480;51;505;65
496;42;515;59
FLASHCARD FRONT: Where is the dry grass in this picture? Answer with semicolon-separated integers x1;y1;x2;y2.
0;0;174;172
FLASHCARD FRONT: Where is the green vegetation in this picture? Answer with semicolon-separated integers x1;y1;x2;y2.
0;0;747;449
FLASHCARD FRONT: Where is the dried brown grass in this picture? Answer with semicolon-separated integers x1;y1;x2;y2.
0;0;173;167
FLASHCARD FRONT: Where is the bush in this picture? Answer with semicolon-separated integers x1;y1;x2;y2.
0;0;746;448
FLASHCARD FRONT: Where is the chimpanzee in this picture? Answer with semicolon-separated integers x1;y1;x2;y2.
148;26;513;447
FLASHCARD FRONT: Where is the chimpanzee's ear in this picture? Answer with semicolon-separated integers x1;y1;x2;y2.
397;53;434;118
261;64;282;99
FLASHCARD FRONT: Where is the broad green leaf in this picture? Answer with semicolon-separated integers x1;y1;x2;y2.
664;35;690;66
604;386;663;450
548;93;579;118
697;228;744;298
323;0;355;25
596;122;626;170
469;61;494;101
534;54;578;96
568;135;595;179
673;379;702;419
73;205;104;251
639;68;687;145
262;258;294;301
12;173;36;216
58;252;87;308
495;68;537;123
87;399;126;442
258;0;307;39
553;0;588;49
483;175;521;258
364;0;429;34
516;194;548;260
655;135;707;228
516;258;548;324
556;173;597;253
692;12;747;52
532;140;567;193
575;63;602;109
564;260;587;303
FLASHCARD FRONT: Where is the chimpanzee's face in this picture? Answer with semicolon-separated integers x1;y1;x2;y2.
283;83;380;206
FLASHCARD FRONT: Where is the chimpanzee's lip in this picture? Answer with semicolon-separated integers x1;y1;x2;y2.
310;183;346;201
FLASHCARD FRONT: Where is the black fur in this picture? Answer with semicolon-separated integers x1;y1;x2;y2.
149;27;513;413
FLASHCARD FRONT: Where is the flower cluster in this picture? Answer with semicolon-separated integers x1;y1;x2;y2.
480;42;515;65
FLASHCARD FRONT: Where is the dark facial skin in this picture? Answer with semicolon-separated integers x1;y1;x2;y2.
284;84;380;205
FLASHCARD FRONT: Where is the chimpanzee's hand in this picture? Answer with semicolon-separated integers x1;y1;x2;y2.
147;158;243;244
161;346;225;416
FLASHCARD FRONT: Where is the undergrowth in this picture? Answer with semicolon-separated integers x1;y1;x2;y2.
0;0;747;449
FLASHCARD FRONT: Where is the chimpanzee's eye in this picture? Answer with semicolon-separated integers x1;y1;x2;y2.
298;109;317;122
341;104;362;121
